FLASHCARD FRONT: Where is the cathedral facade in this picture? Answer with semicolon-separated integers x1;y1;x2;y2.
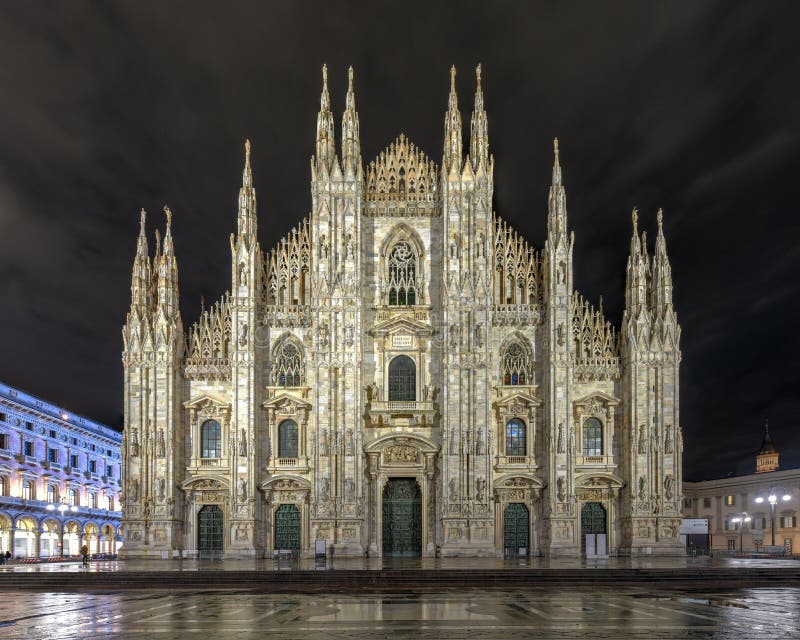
121;66;683;558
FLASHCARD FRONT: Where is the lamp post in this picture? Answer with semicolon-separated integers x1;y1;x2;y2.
730;512;751;551
754;488;792;547
46;498;79;556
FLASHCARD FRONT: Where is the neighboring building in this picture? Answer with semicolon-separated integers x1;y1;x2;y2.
121;65;683;559
683;431;798;554
0;381;122;558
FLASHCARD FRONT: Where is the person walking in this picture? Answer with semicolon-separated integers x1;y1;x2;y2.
3;551;10;565
80;544;89;567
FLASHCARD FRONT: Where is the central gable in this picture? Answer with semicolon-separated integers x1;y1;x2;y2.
365;134;439;216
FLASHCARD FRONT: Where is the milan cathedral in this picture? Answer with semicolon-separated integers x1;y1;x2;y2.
121;65;683;558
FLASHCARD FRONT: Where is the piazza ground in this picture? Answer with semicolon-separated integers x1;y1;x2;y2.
0;586;799;639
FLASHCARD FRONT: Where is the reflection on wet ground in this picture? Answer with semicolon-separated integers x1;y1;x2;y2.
0;586;798;639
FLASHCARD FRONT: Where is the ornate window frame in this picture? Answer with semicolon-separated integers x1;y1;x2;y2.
263;390;312;472
270;333;306;388
380;225;425;306
492;391;541;469
184;395;232;469
573;392;619;467
499;333;534;387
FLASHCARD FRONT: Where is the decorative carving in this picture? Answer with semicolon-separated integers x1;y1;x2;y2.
556;477;566;502
156;429;165;458
493;215;542;305
448;478;457;503
664;474;674;500
571;292;619;381
156;477;165;502
239;429;247;457
664;425;674;454
638;424;647;454
384;445;418;464
638;476;646;501
475;477;486;502
557;423;564;454
237;477;247;501
130;431;140;457
128;478;139;502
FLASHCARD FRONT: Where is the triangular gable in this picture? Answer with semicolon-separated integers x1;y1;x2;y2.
369;315;433;337
572;391;620;406
183;394;230;410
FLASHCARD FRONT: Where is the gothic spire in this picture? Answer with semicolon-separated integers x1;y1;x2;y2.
237;139;258;240
469;63;489;171
315;64;336;172
341;65;361;179
156;206;179;320
129;208;151;314
547;138;568;241
650;208;673;316
624;207;649;317
443;65;462;174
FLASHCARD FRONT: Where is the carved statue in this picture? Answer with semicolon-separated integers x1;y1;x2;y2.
320;430;329;457
664;475;674;500
638;425;647;454
239;429;247;457
448;478;457;503
237;477;247;501
664;425;674;454
239;261;247;287
345;478;354;502
130;431;140;458
473;322;483;348
449;323;460;349
156;477;165;502
475;427;485;455
365;382;379;402
556;477;565;502
156;429;165;458
128;478;139;502
475;477;486;502
638;476;646;501
238;322;248;347
557;423;564;454
320;477;330;502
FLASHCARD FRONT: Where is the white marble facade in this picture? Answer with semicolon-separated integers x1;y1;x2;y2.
121;66;683;558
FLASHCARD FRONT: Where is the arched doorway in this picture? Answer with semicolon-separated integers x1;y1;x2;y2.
64;521;80;556
382;478;422;557
198;505;223;558
274;504;301;550
40;519;60;558
503;503;530;555
0;514;11;556
84;522;99;555
15;517;38;558
580;502;607;557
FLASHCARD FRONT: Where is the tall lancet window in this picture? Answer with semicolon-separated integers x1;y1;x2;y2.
388;241;417;306
501;339;533;385
273;338;305;387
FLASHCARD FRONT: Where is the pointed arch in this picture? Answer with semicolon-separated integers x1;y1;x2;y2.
381;224;425;306
271;332;305;387
500;332;534;386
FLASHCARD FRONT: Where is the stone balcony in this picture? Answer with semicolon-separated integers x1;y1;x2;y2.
365;400;438;428
575;454;617;469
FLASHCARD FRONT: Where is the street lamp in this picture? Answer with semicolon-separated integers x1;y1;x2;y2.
730;512;751;551
754;488;792;547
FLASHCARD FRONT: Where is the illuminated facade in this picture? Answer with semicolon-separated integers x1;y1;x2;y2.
122;66;683;558
0;382;122;558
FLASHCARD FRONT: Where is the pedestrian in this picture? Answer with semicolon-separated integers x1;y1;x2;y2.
80;544;89;567
3;551;10;565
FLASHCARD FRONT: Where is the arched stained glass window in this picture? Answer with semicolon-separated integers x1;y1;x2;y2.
201;420;222;459
273;339;305;386
501;340;532;385
388;355;416;401
388;241;418;306
582;418;603;456
505;419;527;456
278;420;299;458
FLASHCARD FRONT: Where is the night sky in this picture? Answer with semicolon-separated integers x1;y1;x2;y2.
1;2;798;481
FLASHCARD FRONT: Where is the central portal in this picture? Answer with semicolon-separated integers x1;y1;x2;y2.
198;505;223;558
382;478;422;557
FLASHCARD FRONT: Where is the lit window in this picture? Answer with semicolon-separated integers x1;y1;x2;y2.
278;420;299;458
201;420;222;458
388;355;416;401
22;479;34;500
501;340;532;385
582;418;603;456
505;419;527;456
780;516;797;529
69;489;79;507
387;241;417;306
725;495;735;506
47;485;56;502
90;493;98;509
273;339;305;387
0;476;6;496
0;433;8;450
23;441;34;457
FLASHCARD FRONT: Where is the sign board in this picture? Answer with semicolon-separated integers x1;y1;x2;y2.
679;518;708;534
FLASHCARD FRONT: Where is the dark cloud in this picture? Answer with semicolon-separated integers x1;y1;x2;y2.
0;1;798;480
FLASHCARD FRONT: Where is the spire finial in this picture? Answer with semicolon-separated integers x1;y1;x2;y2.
139;208;146;233
551;137;562;186
476;63;482;88
163;205;172;228
348;65;354;91
322;63;328;87
765;418;769;433
657;207;663;230
245;138;251;162
450;65;456;92
632;207;639;230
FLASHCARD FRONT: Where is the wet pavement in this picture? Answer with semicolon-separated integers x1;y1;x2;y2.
0;586;799;639
2;554;799;573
